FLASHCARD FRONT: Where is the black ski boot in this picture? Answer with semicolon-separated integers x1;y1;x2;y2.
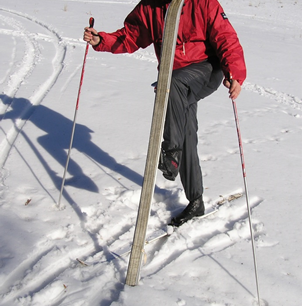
158;149;180;181
170;195;205;227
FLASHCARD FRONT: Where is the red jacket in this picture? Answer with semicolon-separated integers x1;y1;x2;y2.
94;0;246;84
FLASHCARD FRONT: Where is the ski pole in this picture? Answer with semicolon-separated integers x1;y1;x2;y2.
229;79;261;306
58;17;94;208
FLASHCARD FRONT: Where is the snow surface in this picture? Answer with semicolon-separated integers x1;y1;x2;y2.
0;0;301;305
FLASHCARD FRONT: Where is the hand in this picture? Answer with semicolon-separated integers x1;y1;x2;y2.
223;78;241;100
83;27;101;46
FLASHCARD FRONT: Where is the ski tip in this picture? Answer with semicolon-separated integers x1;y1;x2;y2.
227;192;243;202
216;192;243;205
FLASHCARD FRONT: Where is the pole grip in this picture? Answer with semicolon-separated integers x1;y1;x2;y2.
89;17;94;28
226;72;233;84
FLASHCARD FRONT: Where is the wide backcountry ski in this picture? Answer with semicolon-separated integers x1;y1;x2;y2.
125;0;185;286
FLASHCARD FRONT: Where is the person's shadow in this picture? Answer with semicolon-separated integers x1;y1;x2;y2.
0;94;146;194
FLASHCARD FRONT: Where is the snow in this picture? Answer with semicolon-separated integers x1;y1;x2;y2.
0;0;301;305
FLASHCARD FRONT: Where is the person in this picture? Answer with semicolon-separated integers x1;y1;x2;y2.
83;0;246;226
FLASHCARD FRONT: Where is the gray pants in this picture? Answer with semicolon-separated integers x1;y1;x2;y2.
162;59;223;201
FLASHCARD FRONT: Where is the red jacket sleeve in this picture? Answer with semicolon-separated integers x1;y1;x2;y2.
207;0;246;85
94;2;153;54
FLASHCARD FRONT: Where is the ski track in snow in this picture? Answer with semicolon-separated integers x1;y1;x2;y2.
243;82;302;113
0;8;67;167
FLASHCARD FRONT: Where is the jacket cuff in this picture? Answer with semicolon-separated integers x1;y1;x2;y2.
92;34;103;49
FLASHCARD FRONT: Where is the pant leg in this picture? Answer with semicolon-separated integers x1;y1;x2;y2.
179;102;204;201
161;73;189;152
162;59;223;201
